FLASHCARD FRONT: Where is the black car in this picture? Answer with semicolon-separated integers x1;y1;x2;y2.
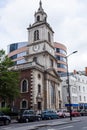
17;110;41;123
0;112;11;125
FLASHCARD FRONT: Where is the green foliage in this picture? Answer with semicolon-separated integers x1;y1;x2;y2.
0;49;20;104
0;49;5;58
0;70;20;101
0;107;18;118
0;107;10;114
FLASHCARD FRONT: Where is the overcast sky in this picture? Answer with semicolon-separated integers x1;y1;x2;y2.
0;0;87;72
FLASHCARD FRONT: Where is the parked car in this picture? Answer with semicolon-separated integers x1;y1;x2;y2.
0;112;11;125
41;110;59;120
78;109;87;116
71;110;81;117
57;109;70;118
16;110;41;123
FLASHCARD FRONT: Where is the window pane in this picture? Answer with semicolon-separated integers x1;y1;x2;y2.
22;101;27;108
22;80;27;92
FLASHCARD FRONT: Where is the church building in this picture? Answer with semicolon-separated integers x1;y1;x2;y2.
11;1;62;112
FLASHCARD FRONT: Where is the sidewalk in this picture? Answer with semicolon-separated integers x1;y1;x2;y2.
30;119;81;130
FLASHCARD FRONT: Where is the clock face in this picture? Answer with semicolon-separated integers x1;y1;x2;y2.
33;44;39;51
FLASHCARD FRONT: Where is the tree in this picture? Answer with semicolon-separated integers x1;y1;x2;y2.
0;49;20;106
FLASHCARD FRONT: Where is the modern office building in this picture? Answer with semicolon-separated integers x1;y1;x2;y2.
8;42;67;76
54;42;67;76
7;42;28;65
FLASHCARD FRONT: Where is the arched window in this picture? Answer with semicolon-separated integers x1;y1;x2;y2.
38;74;41;79
34;30;39;41
21;79;28;93
37;102;41;110
21;100;28;109
48;32;51;42
37;15;40;21
50;59;53;67
38;84;41;93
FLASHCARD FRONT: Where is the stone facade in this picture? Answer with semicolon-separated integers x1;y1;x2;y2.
2;1;62;112
12;62;61;111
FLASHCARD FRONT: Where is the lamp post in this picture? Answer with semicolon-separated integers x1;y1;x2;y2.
66;51;78;120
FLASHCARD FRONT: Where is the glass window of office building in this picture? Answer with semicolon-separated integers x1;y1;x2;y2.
55;48;67;55
7;43;18;53
17;59;26;64
18;42;28;48
56;55;66;62
17;52;26;58
7;42;28;53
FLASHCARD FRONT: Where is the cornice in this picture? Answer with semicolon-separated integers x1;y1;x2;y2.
27;40;54;49
27;22;54;33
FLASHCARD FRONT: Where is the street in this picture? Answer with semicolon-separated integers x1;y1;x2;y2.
0;116;87;130
36;118;87;130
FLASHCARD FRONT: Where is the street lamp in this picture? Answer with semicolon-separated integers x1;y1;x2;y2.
66;51;78;120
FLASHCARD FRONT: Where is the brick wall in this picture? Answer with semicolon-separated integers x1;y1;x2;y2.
14;68;33;110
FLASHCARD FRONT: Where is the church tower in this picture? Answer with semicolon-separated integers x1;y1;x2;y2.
26;1;57;70
12;1;62;112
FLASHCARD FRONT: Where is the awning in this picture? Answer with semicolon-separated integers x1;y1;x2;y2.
79;103;87;107
65;104;79;107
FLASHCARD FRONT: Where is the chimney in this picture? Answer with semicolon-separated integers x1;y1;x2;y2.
85;67;87;76
74;70;77;74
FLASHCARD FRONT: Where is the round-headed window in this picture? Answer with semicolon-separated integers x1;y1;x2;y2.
21;79;28;93
37;15;40;21
38;74;41;79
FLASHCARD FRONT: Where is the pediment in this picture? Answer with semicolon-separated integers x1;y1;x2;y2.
45;67;61;82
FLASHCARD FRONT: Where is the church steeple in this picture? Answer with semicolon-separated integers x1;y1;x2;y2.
27;0;55;69
34;0;47;23
38;0;43;12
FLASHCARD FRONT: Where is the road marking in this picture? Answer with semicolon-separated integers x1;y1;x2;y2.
83;126;87;129
2;127;12;130
56;125;74;130
47;129;56;130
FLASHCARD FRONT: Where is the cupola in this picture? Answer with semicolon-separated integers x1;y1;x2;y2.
34;0;47;23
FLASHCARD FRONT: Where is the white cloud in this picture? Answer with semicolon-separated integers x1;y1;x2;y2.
0;0;87;72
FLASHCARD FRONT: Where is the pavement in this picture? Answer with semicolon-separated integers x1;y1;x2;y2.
10;118;81;130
